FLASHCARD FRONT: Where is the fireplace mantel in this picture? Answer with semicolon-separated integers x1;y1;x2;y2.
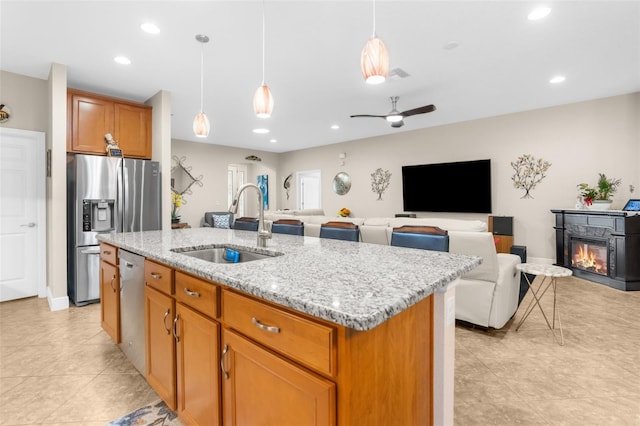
552;209;640;291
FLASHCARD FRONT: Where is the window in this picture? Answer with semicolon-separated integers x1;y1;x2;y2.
228;165;246;217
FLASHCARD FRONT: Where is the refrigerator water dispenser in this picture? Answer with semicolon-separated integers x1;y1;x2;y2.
82;199;115;232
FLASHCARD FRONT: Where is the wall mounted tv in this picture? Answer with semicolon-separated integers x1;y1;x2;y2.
402;159;492;213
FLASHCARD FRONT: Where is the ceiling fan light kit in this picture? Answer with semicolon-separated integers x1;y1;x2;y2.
350;96;436;129
254;0;273;118
193;34;210;138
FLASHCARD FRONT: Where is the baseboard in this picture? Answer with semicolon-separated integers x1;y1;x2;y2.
47;287;69;311
526;256;554;265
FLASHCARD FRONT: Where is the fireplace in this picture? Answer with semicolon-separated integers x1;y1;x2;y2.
570;238;608;275
552;209;640;291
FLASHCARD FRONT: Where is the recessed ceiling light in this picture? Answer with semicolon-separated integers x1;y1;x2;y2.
550;75;566;84
528;7;551;21
113;56;131;65
140;23;160;34
331;124;340;130
252;128;269;134
269;139;277;143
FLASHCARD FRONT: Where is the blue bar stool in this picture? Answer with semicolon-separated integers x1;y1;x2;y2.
390;225;449;252
319;221;360;242
271;219;304;236
233;217;259;231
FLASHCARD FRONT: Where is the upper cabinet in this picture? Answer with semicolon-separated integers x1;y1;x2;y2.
67;89;152;159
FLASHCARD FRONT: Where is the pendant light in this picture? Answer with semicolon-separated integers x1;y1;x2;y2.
193;34;210;137
361;0;389;85
253;0;274;118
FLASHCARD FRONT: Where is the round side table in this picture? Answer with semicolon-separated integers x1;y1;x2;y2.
515;263;572;345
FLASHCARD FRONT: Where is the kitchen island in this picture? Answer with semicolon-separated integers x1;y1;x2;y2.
98;227;481;426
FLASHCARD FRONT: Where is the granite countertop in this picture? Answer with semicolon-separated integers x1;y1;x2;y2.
97;227;481;331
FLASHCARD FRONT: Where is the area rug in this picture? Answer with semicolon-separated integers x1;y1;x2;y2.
106;400;183;426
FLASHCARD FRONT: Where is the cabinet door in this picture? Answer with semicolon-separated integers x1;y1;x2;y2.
69;93;114;154
145;286;177;410
175;303;221;426
221;329;335;426
114;103;152;159
100;260;120;343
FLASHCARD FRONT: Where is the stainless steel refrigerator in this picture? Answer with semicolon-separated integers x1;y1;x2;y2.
67;154;161;306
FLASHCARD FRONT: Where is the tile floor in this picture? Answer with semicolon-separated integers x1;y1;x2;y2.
0;275;639;425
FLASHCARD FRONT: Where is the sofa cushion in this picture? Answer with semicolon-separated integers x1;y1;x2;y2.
448;231;498;282
389;218;487;232
212;214;231;229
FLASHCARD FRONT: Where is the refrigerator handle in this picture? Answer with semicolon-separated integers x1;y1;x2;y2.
116;158;124;233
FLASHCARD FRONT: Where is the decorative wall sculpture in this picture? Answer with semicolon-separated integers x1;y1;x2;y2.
510;154;551;199
257;174;269;209
370;168;391;200
283;173;292;199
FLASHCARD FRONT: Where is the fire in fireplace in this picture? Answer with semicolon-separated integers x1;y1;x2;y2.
571;239;607;275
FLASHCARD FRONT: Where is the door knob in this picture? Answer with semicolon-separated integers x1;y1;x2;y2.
20;222;36;227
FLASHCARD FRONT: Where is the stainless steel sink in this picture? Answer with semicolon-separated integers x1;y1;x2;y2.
171;246;282;264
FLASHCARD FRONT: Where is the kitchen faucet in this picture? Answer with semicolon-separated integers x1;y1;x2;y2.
229;183;272;248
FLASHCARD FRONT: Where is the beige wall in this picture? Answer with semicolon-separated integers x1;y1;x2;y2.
0;71;48;132
277;92;640;262
170;139;279;227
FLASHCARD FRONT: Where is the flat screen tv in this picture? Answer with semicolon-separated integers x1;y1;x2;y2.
402;159;492;213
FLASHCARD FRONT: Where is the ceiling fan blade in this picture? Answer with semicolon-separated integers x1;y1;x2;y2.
400;104;436;117
350;114;387;119
391;120;405;128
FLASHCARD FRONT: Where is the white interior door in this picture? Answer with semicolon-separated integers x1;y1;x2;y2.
296;170;321;210
0;128;46;302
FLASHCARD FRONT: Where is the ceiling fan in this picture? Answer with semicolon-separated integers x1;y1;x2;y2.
350;96;436;128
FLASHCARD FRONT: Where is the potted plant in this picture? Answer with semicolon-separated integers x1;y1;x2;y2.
577;173;621;209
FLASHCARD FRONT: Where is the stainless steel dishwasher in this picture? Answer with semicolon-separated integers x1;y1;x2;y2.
118;249;146;377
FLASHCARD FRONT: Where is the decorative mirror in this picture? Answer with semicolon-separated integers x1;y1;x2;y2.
332;172;351;195
171;155;203;195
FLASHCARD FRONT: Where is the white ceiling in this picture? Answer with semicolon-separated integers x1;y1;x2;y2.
1;1;639;153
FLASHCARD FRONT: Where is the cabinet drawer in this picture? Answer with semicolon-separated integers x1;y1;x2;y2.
175;271;218;319
222;290;336;376
100;243;117;265
145;260;173;295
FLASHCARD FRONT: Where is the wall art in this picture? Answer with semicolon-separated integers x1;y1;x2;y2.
257;174;269;209
370;168;391;200
511;154;551;199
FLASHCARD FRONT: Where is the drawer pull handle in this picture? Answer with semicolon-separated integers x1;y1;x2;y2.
150;272;162;279
110;275;116;292
162;309;171;335
173;314;180;342
184;288;200;298
221;344;229;380
252;317;280;334
103;250;112;255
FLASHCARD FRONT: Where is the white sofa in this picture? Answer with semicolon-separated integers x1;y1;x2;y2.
264;211;521;329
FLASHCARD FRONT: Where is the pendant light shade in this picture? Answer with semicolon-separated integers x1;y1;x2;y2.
361;37;389;85
361;0;389;85
253;84;274;118
194;34;210;137
193;112;210;137
254;0;273;118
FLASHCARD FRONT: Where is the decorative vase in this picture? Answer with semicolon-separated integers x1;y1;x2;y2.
171;217;180;224
586;200;612;210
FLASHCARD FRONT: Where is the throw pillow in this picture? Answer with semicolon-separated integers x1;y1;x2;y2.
213;214;231;229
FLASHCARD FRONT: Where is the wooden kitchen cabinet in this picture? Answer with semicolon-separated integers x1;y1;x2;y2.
221;328;335;426
99;243;120;343
145;264;221;425
67;89;152;158
175;303;220;426
145;285;177;410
